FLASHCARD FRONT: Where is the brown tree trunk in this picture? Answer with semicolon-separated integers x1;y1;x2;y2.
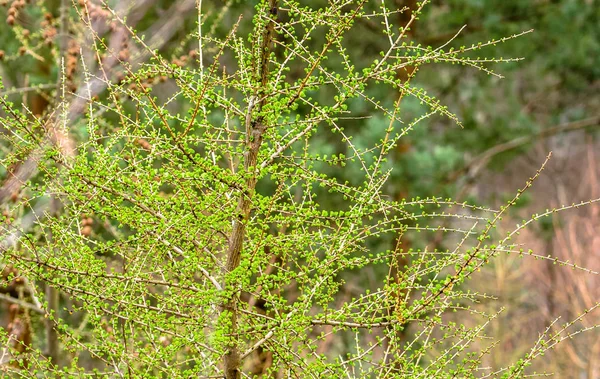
221;2;279;378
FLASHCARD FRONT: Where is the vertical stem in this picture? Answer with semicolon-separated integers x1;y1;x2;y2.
222;145;260;379
45;284;59;366
45;196;60;368
382;1;418;370
45;0;68;368
222;2;278;378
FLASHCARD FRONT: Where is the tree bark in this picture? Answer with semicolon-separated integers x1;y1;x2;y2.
221;2;278;378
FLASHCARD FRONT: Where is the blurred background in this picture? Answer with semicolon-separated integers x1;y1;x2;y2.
0;0;599;376
408;2;600;376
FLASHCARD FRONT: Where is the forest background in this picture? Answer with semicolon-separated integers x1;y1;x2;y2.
0;0;599;378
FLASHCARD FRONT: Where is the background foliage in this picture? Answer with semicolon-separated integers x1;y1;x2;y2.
0;0;598;378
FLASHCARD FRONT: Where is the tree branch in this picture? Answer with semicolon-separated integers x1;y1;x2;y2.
449;115;600;184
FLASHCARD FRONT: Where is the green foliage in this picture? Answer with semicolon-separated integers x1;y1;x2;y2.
0;0;597;378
